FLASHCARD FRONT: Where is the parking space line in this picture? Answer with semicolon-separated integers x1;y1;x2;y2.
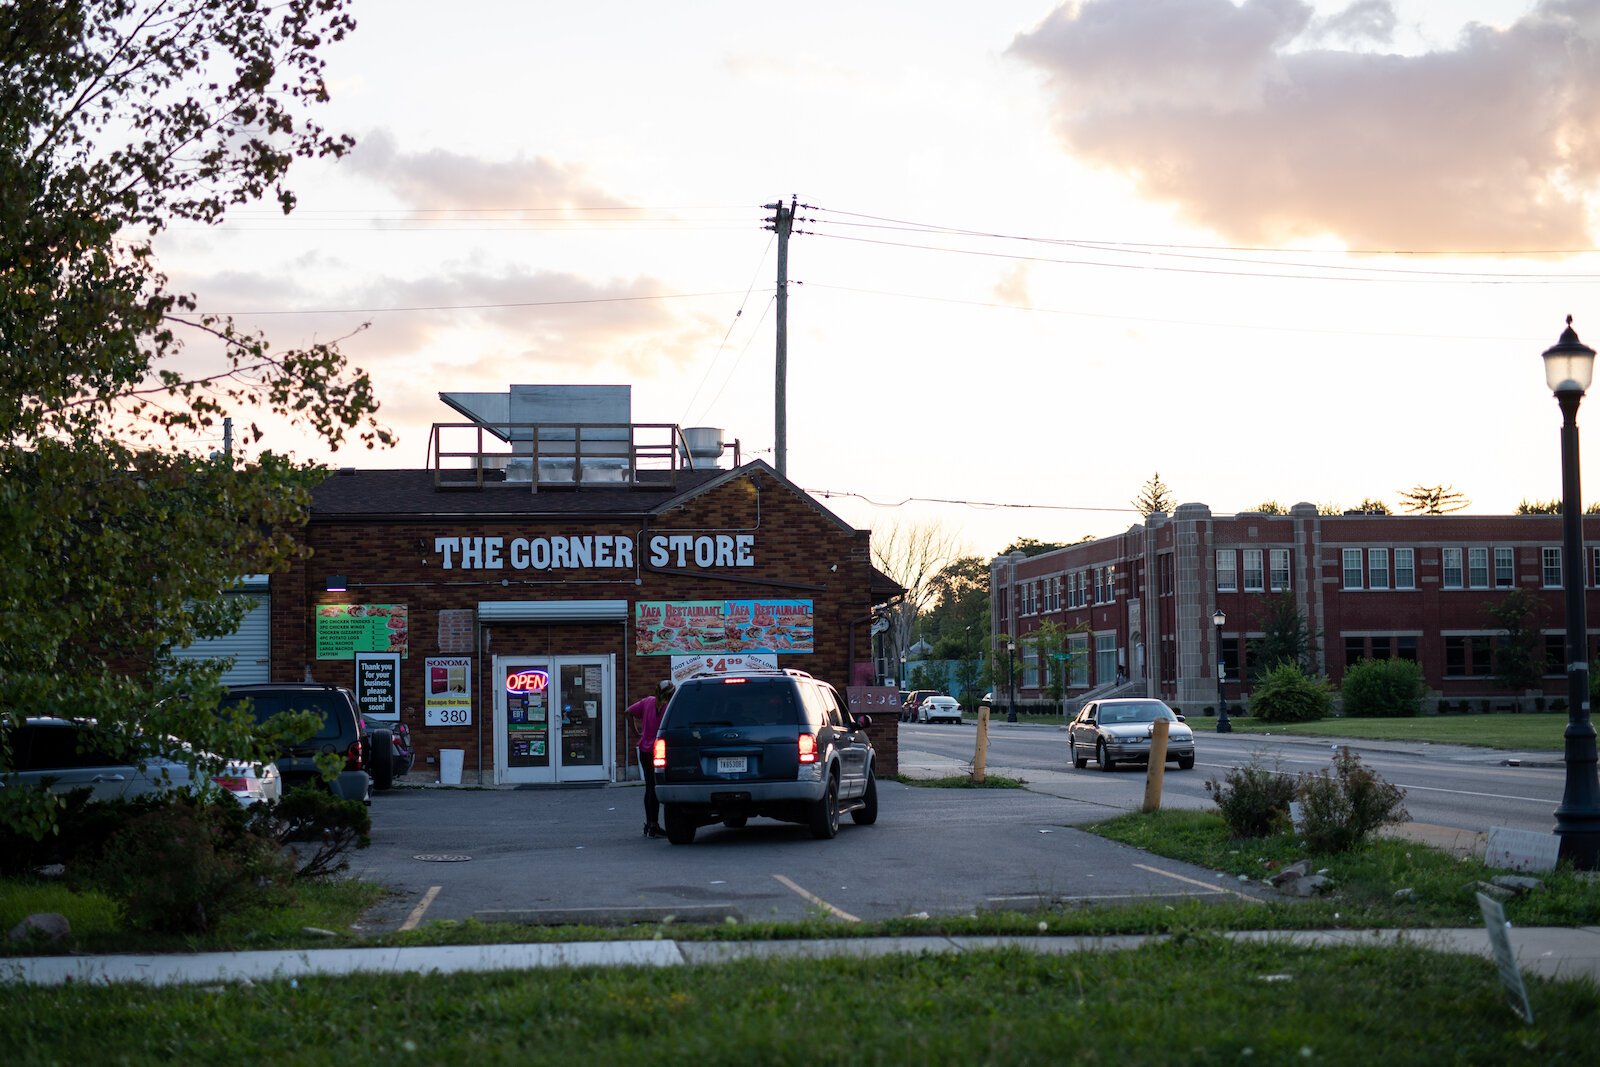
1132;863;1256;900
773;874;860;922
400;885;442;931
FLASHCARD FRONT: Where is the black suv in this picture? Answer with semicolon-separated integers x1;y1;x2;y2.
653;669;877;844
221;683;396;803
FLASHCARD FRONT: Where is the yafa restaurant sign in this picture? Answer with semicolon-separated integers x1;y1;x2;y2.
432;533;755;571
637;599;813;656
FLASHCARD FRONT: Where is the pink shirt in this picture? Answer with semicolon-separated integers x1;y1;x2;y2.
626;694;666;754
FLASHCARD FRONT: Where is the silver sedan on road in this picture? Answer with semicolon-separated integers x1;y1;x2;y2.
1069;698;1195;772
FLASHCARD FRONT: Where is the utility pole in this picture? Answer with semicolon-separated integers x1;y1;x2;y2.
763;196;797;478
222;416;233;459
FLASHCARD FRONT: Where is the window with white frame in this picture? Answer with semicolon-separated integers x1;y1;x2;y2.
1468;547;1489;589
1051;576;1061;611
1243;549;1264;592
1104;567;1116;602
1594;547;1600;588
1443;547;1463;589
1395;548;1415;589
1022;643;1040;687
1068;633;1089;687
1270;548;1291;591
1544;547;1563;587
1343;548;1363;589
1217;549;1237;592
1495;547;1515;588
1369;548;1389;589
1095;633;1117;684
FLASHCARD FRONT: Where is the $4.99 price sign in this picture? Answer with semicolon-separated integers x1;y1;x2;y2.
425;656;472;726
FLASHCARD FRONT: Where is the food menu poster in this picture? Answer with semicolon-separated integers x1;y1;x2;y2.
636;599;813;656
316;604;409;659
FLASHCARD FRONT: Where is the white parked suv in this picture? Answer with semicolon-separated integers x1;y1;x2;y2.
917;695;962;724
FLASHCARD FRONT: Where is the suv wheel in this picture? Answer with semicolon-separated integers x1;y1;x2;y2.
809;773;840;839
368;730;395;791
664;805;696;845
850;771;878;826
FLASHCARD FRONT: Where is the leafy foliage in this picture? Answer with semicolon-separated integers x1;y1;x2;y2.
1294;749;1409;854
1517;498;1562;514
1339;658;1425;718
1250;662;1332;722
1;1;390;836
1248;590;1317;677
1131;471;1175;516
1249;500;1287;514
1204;755;1296;837
1488;588;1550;692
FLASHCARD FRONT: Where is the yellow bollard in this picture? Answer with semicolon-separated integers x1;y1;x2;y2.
973;705;990;784
1142;718;1170;813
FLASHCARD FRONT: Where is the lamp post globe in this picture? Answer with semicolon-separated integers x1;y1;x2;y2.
1212;607;1231;733
1544;316;1600;870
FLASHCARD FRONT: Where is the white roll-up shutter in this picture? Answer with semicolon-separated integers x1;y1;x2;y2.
171;577;272;684
477;600;629;623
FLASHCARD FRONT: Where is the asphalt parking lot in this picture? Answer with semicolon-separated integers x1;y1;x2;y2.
349;778;1274;931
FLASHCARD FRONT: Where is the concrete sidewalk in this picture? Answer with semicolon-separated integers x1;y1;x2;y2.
4;926;1598;987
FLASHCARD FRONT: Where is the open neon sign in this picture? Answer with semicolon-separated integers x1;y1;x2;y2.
505;669;549;693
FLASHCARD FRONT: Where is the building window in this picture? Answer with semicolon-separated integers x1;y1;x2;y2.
1270;548;1291;591
1095;633;1117;685
1545;633;1565;675
1368;548;1389;590
1022;644;1040;687
1395;548;1415;590
1443;548;1463;589
1243;549;1264;592
1345;636;1365;668
1496;547;1515;588
1217;549;1237;592
1104;567;1116;602
1445;635;1495;676
1396;635;1418;663
1068;633;1089;687
1468;547;1489;589
1342;548;1362;589
1544;547;1563;588
1370;636;1392;660
1593;547;1600;588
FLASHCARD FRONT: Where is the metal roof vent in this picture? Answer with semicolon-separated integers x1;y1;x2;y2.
682;427;725;469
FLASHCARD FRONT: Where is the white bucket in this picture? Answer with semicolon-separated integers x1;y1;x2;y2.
439;748;464;786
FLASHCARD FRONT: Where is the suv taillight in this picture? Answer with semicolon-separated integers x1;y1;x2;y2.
345;737;365;771
798;733;817;764
652;737;666;769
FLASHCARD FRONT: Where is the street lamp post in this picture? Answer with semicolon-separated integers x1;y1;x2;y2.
1212;608;1232;734
1006;639;1018;723
1543;316;1600;870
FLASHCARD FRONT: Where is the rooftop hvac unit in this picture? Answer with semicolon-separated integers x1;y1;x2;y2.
681;427;725;468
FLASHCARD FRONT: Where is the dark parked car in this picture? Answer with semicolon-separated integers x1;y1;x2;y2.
653;668;877;844
221;683;383;802
364;717;414;780
1068;698;1196;772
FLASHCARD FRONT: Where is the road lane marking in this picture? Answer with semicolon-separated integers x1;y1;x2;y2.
400;885;442;931
773;874;860;922
1132;863;1256;900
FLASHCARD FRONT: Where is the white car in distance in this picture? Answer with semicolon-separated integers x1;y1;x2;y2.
917;695;963;724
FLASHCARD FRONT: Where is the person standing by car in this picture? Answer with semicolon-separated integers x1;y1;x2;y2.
626;679;674;838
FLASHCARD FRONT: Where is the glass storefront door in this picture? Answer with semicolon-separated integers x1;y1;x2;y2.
494;655;613;784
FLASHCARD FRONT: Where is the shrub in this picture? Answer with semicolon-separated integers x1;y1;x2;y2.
1204;755;1296;838
1340;658;1425;717
1294;748;1409;854
1249;663;1332;723
87;797;291;933
251;786;372;879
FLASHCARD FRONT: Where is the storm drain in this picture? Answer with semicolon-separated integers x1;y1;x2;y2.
413;854;473;862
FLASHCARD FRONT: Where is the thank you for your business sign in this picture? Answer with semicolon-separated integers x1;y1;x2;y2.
433;533;755;572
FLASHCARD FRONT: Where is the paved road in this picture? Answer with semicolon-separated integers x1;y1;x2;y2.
901;720;1569;837
349;777;1273;933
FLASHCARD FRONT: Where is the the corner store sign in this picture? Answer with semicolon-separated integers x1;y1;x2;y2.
432;533;755;571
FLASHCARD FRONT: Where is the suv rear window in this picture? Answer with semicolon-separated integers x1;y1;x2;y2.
221;692;347;741
666;678;801;728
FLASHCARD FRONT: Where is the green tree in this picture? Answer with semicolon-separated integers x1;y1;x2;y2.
1026;619;1083;715
1248;592;1317;679
1517;499;1562;514
1132;472;1176;517
1398;484;1469;514
1000;537;1072;558
2;1;387;839
1340;659;1425;717
1487;588;1550;692
1354;498;1391;514
1250;500;1288;515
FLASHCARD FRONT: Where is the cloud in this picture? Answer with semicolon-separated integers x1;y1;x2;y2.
1010;0;1600;250
993;263;1034;306
345;128;634;212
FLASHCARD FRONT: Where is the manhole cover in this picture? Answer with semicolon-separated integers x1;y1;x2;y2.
413;854;472;862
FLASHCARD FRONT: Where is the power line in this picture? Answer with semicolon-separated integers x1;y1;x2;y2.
202;289;754;317
681;237;776;426
806;487;1141;515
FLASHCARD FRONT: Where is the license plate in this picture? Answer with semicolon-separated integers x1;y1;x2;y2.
716;756;747;774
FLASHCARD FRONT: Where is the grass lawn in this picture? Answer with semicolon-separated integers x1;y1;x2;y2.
1225;712;1569;751
5;939;1597;1063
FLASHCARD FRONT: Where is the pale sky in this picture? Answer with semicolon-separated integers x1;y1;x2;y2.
161;0;1600;561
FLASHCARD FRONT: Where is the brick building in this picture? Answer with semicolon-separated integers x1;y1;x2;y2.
254;386;900;785
991;502;1600;710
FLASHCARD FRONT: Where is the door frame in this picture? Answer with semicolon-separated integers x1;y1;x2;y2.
492;653;615;785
